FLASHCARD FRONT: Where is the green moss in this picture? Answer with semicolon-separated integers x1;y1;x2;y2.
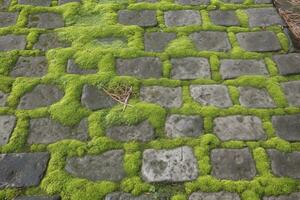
277;32;290;52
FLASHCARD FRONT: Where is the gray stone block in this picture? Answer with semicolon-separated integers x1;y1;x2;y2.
209;10;240;26
0;115;16;146
10;56;48;77
164;10;201;27
263;193;300;200
14;196;61;200
118;10;157;27
189;192;241;200
28;13;64;29
273;54;300;75
239;87;276;108
66;59;97;74
58;0;80;5
0;0;11;10
105;192;154;200
0;34;26;51
246;8;284;28
33;33;69;51
281;81;300;107
0;12;18;27
144;32;176;52
18;0;51;6
272;114;300;141
175;0;210;5
0;91;8;106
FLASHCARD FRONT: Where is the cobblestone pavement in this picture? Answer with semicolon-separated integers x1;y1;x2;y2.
0;0;300;200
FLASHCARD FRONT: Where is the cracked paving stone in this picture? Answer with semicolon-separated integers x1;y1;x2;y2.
246;8;284;28
27;117;89;144
263;193;300;200
144;32;177;52
33;33;70;51
164;10;201;27
211;148;257;180
65;150;125;181
66;59;97;74
213;115;266;141
189;192;241;200
0;12;18;27
0;152;49;188
190;31;231;52
0;91;8;106
0;115;16;146
190;85;233;108
267;149;300;179
272;114;300;141
142;146;199;182
281;81;300;107
118;10;157;27
209;10;240;26
273;54;300;75
105;192;155;200
165;114;203;138
170;57;211;80
0;0;11;10
81;84;117;110
175;0;210;5
239;87;276;108
220;59;268;79
106;120;154;142
10;56;48;77
18;0;51;6
0;34;26;51
28;13;64;29
18;84;64;110
236;31;281;52
14;196;61;200
58;0;80;4
140;86;182;108
116;57;162;78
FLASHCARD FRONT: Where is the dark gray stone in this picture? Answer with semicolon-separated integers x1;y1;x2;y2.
14;196;61;200
273;54;300;75
220;59;268;79
118;10;157;27
0;12;18;27
18;0;51;6
221;0;244;3
33;33;69;51
272;114;300;141
236;31;281;52
18;84;64;110
106;120;154;142
164;10;201;27
0;91;7;106
170;57;211;80
175;0;210;5
140;86;182;108
144;32;176;52
189;192;241;200
0;34;26;51
190;31;231;52
105;192;154;200
209;10;240;26
142;146;199;182
0;152;49;188
165;114;203;138
211;148;257;180
255;0;272;3
58;0;80;5
10;56;48;77
0;0;11;10
213;115;266;141
239;87;276;108
246;8;284;28
116;57;162;78
263;193;300;200
28;13;64;29
281;81;300;107
190;85;233;108
267;149;300;179
0;115;16;146
65;150;125;181
66;59;97;74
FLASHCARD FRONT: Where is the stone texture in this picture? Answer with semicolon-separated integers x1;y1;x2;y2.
58;0;80;5
0;115;16;146
81;84;117;110
28;13;64;29
106;120;154;142
0;34;26;51
273;54;300;75
14;196;61;200
66;59;97;74
144;32;176;52
209;10;240;26
189;192;241;200
272;114;300;141
213;115;266;141
0;0;11;10
165;114;203;138
170;57;211;80
65;150;125;181
281;81;300;107
142;146;199;182
190;85;233;108
175;0;210;5
236;31;281;52
0;91;7;106
10;56;48;77
246;8;284;28
164;10;201;27
96;37;127;48
0;152;49;188
267;149;300;179
116;57;162;78
0;12;18;27
18;0;51;6
118;10;157;27
190;31;231;52
239;87;276;108
18;84;64;110
221;0;244;3
263;193;300;200
140;86;182;108
105;192;154;200
211;148;257;180
33;33;69;51
255;0;272;3
220;59;268;79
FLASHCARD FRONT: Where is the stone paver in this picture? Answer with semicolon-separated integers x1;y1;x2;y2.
0;35;26;51
263;193;300;200
66;59;97;74
58;0;80;5
105;192;154;200
0;12;18;27
246;8;284;27
18;0;51;6
0;115;16;146
189;192;241;200
0;0;11;10
0;91;7;106
239;87;276;108
273;54;300;75
14;196;61;200
10;56;48;77
272;114;300;141
33;33;69;51
144;32;176;52
164;10;201;27
175;0;210;5
221;0;244;3
118;10;157;27
28;13;64;29
255;0;272;3
209;10;240;26
281;81;300;107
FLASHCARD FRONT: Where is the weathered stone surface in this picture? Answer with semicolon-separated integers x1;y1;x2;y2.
27;118;89;144
18;0;51;6
10;56;48;77
281;81;300;107
116;57;162;78
221;0;244;3
118;10;157;27
142;146;199;182
267;149;300;179
0;0;11;10
246;8;284;27
255;0;272;3
263;193;300;200
211;148;257;180
140;86;182;108
164;10;201;27
106;121;154;142
58;0;80;5
33;33;69;51
175;0;210;5
165;115;203;138
0;34;26;51
209;10;240;26
18;84;64;110
0;152;49;188
190;85;233;108
272;114;300;141
81;84;117;110
0;91;7;106
66;59;97;74
0;12;18;27
28;13;64;29
236;31;281;52
190;31;231;52
14;196;61;200
105;192;154;200
144;32;176;52
213;115;266;141
189;192;241;200
0;115;16;146
220;59;268;79
273;54;300;75
96;37;127;48
239;87;276;108
65;150;125;181
170;57;211;80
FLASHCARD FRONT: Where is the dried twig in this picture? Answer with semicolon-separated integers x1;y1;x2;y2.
279;8;300;42
102;86;133;111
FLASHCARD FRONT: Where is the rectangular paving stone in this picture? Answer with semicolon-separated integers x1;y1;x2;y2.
221;0;244;3
175;0;210;5
0;34;26;51
209;10;240;26
0;0;11;10
189;192;241;200
105;192;154;200
263;193;300;200
33;33;69;51
0;12;18;27
272;114;300;141
273;54;300;75
239;87;276;108
28;13;64;29
281;81;300;107
255;0;272;3
164;10;201;27
14;196;61;200
118;10;157;27
10;56;48;77
18;0;52;6
0;115;16;146
0;91;8;106
246;8;284;28
144;32;176;52
58;0;81;4
67;59;97;74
